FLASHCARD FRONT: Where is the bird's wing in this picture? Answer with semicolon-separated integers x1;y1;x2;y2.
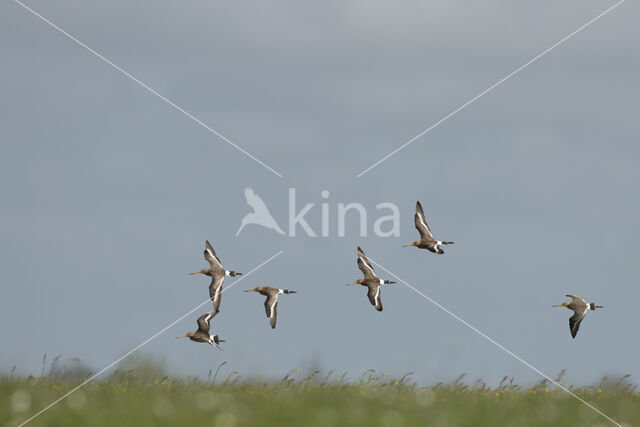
357;257;377;280
196;312;214;334
264;294;278;329
357;248;377;280
357;247;373;267
245;187;270;214
204;241;223;270
367;285;383;311
569;312;585;338
566;294;588;310
414;201;434;240
209;275;224;313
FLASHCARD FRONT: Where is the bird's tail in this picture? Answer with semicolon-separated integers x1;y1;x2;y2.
272;223;286;235
383;280;395;285
283;289;297;294
590;303;603;310
235;219;247;237
442;241;455;245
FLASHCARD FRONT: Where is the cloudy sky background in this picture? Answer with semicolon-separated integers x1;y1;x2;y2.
1;0;638;386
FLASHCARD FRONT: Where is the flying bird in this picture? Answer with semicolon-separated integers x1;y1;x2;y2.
347;247;395;311
553;294;603;338
244;286;296;329
190;240;242;314
404;201;454;254
176;312;225;348
236;187;285;236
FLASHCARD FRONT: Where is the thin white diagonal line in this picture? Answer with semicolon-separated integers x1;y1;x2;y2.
368;258;622;427
356;0;625;178
17;250;284;427
12;0;283;178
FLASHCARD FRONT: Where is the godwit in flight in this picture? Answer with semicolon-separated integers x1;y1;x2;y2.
244;286;297;329
190;240;242;314
404;201;454;254
347;247;395;312
553;294;603;338
176;312;225;348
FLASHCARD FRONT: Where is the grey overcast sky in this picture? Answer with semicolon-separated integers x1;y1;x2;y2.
1;0;638;386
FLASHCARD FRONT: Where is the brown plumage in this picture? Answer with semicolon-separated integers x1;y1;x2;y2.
245;286;297;329
347;247;395;312
404;201;454;254
176;312;225;347
190;240;242;314
553;294;603;338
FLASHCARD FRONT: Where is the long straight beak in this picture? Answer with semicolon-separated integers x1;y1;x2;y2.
176;334;188;338
552;304;563;307
346;282;357;286
403;243;416;247
244;289;255;292
190;271;201;275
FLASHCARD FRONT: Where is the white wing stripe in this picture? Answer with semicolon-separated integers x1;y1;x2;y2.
418;212;433;237
270;301;277;318
206;248;222;268
359;256;374;275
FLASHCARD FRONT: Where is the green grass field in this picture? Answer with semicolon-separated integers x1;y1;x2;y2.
3;367;639;427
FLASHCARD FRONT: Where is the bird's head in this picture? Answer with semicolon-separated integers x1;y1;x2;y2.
176;332;195;339
552;301;570;308
190;269;208;276
403;241;420;247
346;280;363;286
244;286;266;293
